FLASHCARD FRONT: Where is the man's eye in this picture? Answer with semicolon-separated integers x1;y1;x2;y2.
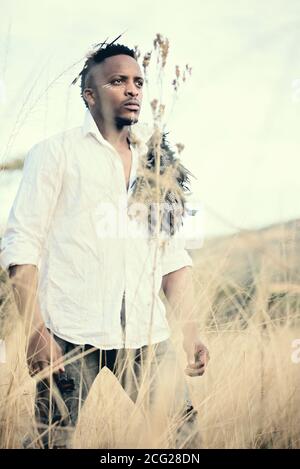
136;81;144;88
112;78;123;85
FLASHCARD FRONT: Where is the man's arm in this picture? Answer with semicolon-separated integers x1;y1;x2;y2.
162;265;198;337
0;138;66;376
162;265;210;377
9;264;44;336
8;264;65;377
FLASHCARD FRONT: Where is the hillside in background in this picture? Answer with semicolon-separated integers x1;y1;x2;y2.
192;217;300;328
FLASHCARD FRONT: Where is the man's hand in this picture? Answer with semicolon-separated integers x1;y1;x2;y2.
183;336;210;377
27;324;65;377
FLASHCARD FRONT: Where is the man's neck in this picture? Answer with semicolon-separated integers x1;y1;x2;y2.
93;115;130;149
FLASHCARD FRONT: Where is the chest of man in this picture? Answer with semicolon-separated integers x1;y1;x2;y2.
113;145;132;193
60;138;137;213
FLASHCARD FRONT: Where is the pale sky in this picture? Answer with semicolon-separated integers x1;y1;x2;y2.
0;0;299;240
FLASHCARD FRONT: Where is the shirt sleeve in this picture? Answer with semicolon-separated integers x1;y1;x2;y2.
0;138;64;273
161;230;194;276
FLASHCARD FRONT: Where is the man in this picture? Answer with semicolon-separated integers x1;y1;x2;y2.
0;42;209;448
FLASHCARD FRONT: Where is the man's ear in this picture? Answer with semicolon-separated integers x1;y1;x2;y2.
83;88;95;107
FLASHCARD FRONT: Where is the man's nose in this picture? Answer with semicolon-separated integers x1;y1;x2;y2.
125;81;139;97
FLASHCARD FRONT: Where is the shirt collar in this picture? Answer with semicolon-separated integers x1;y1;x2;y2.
82;109;153;156
82;109;107;144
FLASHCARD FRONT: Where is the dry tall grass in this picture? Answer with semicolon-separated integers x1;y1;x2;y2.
0;219;299;449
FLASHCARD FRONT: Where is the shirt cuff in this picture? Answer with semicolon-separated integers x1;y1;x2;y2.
0;248;40;273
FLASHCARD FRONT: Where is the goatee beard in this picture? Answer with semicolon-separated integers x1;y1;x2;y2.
115;116;138;128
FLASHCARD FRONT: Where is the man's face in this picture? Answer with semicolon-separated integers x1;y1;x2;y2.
84;54;144;126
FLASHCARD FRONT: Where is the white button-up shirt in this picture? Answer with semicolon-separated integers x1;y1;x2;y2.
0;110;193;349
